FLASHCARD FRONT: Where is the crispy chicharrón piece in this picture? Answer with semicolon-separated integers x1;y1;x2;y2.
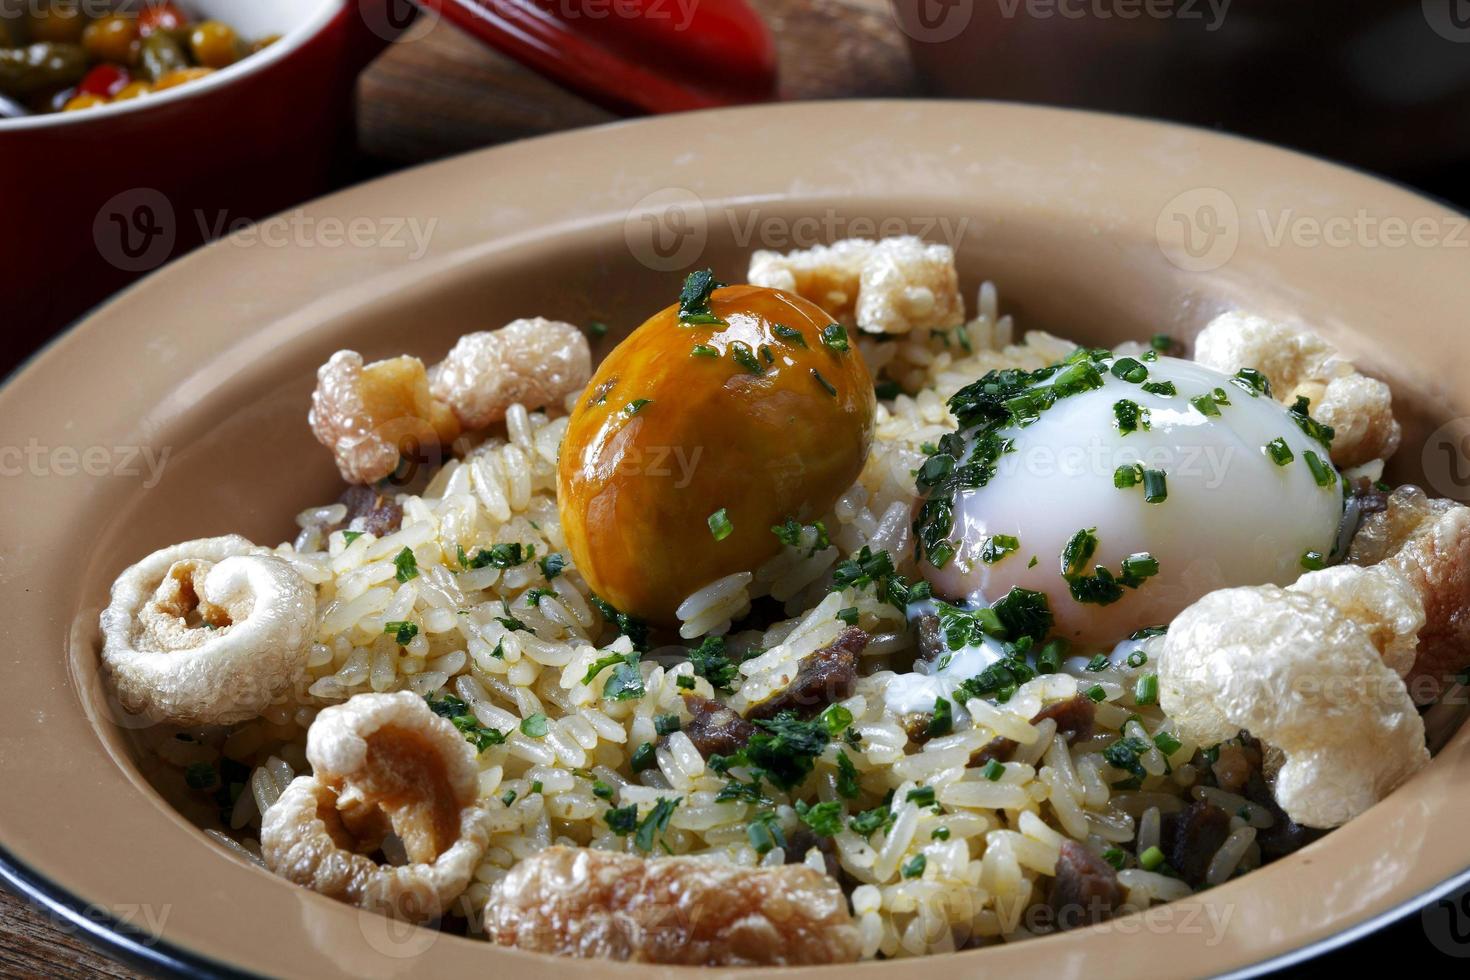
1193;311;1400;468
485;845;862;965
261;692;491;922
309;351;461;485
100;535;316;726
1159;564;1428;829
309;319;590;484
748;236;964;335
1350;484;1470;697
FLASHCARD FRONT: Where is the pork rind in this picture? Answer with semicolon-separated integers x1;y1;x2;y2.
485;845;861;965
261;692;491;922
1193;311;1401;467
1349;485;1470;696
429;318;591;430
748;236;964;335
1159;565;1429;828
309;351;461;485
100;536;316;726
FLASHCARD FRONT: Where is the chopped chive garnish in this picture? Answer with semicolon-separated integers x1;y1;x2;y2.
927;697;953;738
1142;468;1168;503
1141;380;1176;397
980;759;1005;781
630;741;657;772
1149;334;1173;353
1110;357;1149;383
811;368;838;397
820;323;850;352
773;323;807;348
342;530;364;545
1114;463;1143;489
760;344;775;365
1085;684;1107;702
1085;653;1112;672
675;675;696;690
1102;847;1127;870
1153;731;1183;756
1120;552;1160;584
707;508;734;541
1303;449;1335;487
623;398;652;418
836;606;859;627
654;714;681;736
1139;845;1166;871
587;320;609;337
906;785;936;807
1289;396;1335;448
1301;550;1327;571
1126;649;1149;668
1265;437;1294;466
1189;393;1222;417
932;826;951;841
901;854;927;879
690;343;719;358
1134;674;1159;706
1231;367;1272;397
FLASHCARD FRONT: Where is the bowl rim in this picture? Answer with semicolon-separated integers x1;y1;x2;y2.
4;98;1470;977
0;0;346;132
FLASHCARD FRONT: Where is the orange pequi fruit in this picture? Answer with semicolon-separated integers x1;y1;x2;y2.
557;278;875;624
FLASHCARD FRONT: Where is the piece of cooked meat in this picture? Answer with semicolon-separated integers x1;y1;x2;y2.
915;613;945;664
1162;800;1233;887
745;628;867;721
1046;840;1124;930
679;694;756;758
968;695;1097;768
484;846;861;965
334;484;404;537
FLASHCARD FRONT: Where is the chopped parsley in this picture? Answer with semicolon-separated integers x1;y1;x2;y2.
630;741;658;772
678;269;725;325
589;594;649;649
773;323;808;348
980;533;1020;564
747;810;786;854
523;587;553;607
1231;367;1272;397
932;826;951;841
707;508;734;541
850;804;894;838
711;711;830;792
836;750;860;799
1114;399;1148;434
820;323;851;352
632;797;682;853
730;341;764;375
426;693;507;752
592;780;615;800
384;621;417;645
1301;549;1327;571
538;552;567;579
901;854;927;879
795;799;844;837
520;713;549;738
341;530;364;546
392;547;419;583
1103;736;1151;777
464;542;532;569
688;635;739;692
1153;731;1183;756
604;803;637;834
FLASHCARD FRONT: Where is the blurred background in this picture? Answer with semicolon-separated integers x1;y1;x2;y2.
2;0;1468;972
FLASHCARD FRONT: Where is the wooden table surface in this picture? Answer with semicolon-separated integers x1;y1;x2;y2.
0;3;914;975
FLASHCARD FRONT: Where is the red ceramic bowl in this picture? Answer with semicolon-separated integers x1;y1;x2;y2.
0;0;400;366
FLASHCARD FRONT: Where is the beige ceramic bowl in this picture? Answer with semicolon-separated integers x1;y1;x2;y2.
2;100;1468;977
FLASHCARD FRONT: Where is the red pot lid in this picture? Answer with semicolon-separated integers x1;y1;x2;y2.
416;0;779;114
